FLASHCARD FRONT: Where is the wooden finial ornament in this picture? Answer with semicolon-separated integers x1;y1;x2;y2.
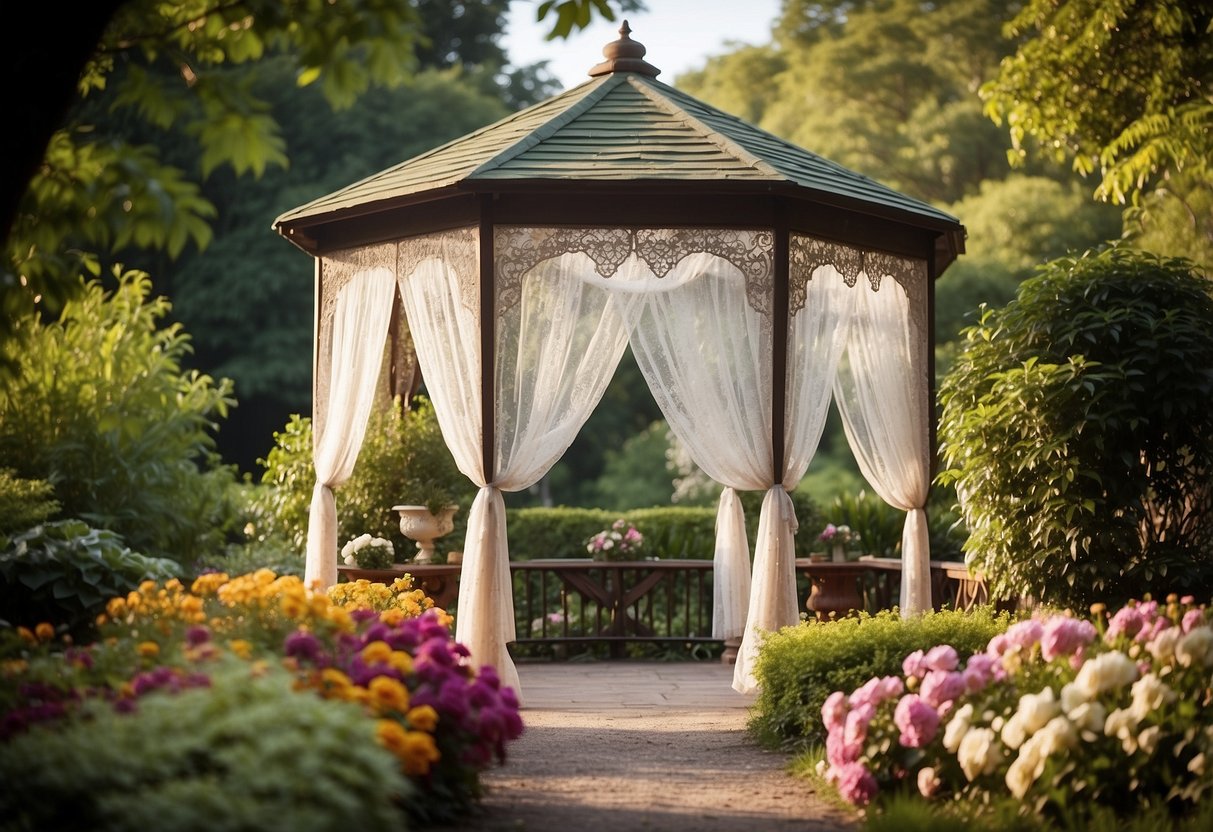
588;20;661;77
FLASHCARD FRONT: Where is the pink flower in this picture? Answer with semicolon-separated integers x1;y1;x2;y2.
919;670;966;709
1040;617;1097;661
924;645;960;672
902;649;928;678
1181;595;1196;605
1183;609;1205;633
986;633;1010;657
894;694;941;748
822;691;849;733
825;726;861;767
844;702;876;749
834;762;879;806
962;653;1001;692
1106;605;1145;640
1138;616;1170;644
849;675;903;708
1004;619;1044;651
878;675;905;701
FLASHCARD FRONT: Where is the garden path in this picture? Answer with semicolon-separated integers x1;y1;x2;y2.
442;661;858;832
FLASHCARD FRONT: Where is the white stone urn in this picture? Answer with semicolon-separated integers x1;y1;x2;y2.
392;504;458;564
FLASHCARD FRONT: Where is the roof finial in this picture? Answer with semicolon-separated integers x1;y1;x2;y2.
588;20;661;78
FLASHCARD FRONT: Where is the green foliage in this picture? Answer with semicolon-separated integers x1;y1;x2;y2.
253;397;475;558
536;0;642;39
0;268;240;565
0;520;181;635
821;491;904;557
939;247;1213;609
981;0;1213;204
1124;175;1213;274
750;607;1011;750
589;420;675;510
0;660;412;832
0;470;59;535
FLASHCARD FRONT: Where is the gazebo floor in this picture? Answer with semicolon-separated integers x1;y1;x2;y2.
444;660;858;832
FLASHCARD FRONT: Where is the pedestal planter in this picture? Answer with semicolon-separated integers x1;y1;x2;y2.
392;504;458;564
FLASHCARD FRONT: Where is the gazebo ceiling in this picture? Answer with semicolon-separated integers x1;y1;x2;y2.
274;24;965;270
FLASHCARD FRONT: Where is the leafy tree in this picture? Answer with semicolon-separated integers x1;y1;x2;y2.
0;269;239;565
590;420;675;510
981;0;1213;206
938;247;1213;609
0;0;633;355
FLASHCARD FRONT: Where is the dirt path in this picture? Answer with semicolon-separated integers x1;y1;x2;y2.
442;662;858;832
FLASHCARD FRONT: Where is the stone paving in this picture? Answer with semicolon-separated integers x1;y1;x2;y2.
442;661;858;832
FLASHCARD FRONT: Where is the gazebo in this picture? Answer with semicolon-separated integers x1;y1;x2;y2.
273;23;965;698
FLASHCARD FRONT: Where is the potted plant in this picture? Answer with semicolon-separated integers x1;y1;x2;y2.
390;396;472;564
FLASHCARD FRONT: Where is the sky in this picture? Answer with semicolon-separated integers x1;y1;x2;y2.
502;0;783;91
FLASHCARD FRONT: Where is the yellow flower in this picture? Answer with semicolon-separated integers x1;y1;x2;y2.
368;676;411;714
362;641;393;664
387;651;414;675
106;597;128;618
138;580;158;595
280;593;307;620
137;641;160;658
34;622;55;642
228;639;253;659
191;573;229;597
400;731;441;776
164;578;183;593
407;704;439;732
320;668;354;699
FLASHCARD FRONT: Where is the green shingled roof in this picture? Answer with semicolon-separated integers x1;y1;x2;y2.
274;71;959;229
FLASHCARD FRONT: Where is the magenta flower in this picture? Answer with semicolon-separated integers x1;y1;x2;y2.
1040;617;1097;661
1183;609;1205;633
1004;619;1044;652
894;693;941;747
919;670;966;709
923;645;960;672
962;653;1001;691
834;762;879;806
902;649;928;678
822;690;849;732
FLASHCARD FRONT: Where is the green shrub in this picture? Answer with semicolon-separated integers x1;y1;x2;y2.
505;507;617;559
818;490;904;556
0;469;59;535
0;661;412;832
939;247;1213;608
253;397;476;559
0;269;239;566
750;607;1012;750
0;520;181;635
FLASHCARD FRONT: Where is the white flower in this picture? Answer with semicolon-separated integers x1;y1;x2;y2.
1147;627;1180;663
917;766;941;798
1060;681;1087;713
1002;688;1059;749
1006;752;1036;799
1104;707;1140;754
1188;752;1207;776
1073;650;1139;698
1137;725;1162;755
943;703;973;753
1066;701;1107;737
957;726;999;781
1129;673;1176;721
1176;626;1213;668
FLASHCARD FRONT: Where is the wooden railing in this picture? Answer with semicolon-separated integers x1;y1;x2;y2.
338;557;992;655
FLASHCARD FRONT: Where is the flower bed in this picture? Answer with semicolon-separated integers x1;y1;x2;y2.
817;596;1213;824
0;570;522;829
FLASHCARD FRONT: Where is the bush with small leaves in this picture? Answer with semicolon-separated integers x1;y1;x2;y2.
939;247;1213;608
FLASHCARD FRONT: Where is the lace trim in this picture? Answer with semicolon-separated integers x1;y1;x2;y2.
397;227;480;314
788;233;928;339
494;227;775;317
315;243;398;443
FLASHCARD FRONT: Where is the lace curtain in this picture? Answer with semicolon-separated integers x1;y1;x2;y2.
305;254;398;587
730;258;857;693
397;231;630;699
832;256;933;615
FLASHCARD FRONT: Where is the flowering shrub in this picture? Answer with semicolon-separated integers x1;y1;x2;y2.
818;523;860;547
817;596;1213;824
0;570;522;827
341;534;395;569
585;518;644;560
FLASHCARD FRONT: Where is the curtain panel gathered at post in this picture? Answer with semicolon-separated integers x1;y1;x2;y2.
305;253;399;589
303;226;931;701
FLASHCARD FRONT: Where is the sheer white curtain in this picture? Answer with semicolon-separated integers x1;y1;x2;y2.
305;266;398;588
616;252;771;652
833;275;932;616
399;235;629;700
732;263;855;693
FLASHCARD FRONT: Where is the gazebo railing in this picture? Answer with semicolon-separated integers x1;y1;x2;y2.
337;558;992;655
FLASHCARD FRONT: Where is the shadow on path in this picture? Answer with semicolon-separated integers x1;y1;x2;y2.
441;661;858;832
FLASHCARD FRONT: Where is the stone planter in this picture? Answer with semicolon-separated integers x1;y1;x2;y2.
392;504;458;564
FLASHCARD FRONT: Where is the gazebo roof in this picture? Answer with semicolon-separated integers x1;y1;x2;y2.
274;24;964;267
